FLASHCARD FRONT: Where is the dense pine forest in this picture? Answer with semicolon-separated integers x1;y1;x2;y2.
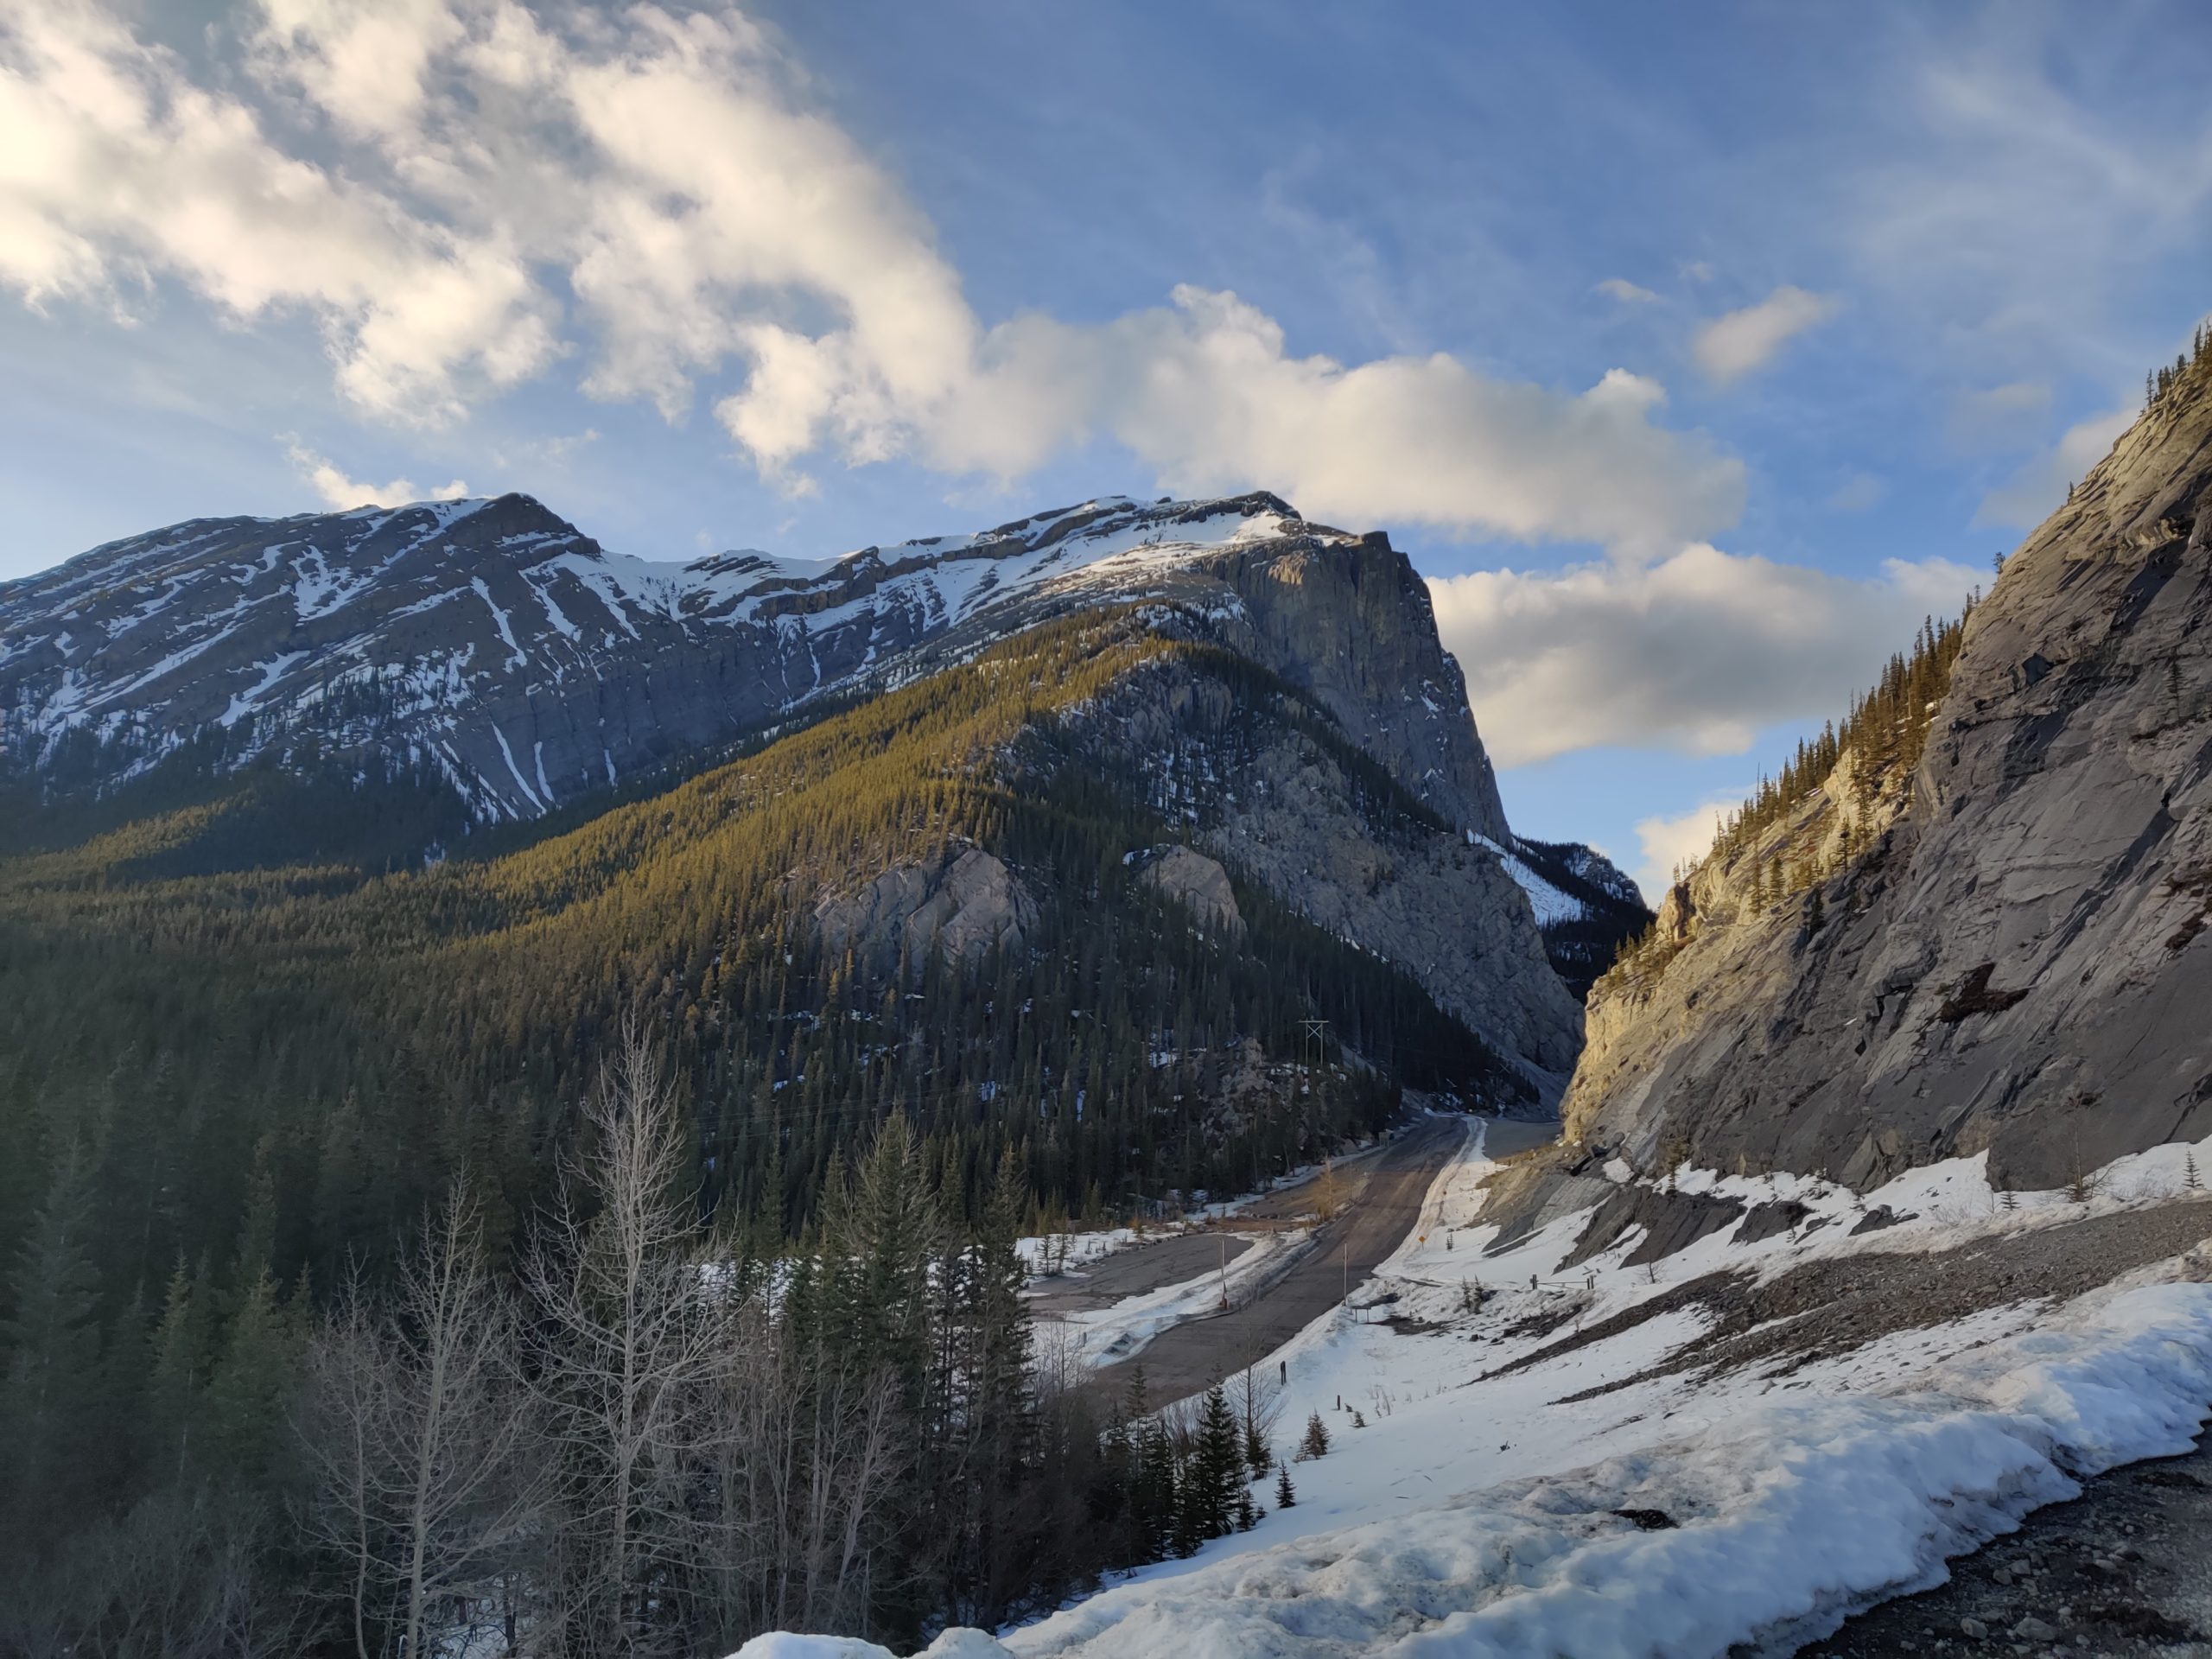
0;607;1513;1653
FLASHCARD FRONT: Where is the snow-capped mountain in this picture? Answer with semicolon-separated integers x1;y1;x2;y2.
2;490;1505;836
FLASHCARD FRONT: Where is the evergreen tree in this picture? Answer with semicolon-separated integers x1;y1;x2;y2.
200;1267;302;1494
0;1141;105;1542
1274;1464;1296;1509
145;1258;210;1484
1174;1385;1243;1553
1299;1411;1331;1460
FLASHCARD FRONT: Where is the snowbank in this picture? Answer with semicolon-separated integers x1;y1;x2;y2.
734;1283;2212;1658
734;1123;2212;1658
1036;1230;1306;1371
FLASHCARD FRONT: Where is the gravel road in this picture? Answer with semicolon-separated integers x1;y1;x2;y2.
1092;1115;1547;1409
1027;1232;1255;1316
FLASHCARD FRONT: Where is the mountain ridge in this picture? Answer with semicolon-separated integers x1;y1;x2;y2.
0;490;1511;842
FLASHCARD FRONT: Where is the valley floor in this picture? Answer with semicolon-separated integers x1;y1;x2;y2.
741;1122;2212;1659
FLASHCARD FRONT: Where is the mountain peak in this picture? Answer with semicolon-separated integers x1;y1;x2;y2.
0;487;1503;836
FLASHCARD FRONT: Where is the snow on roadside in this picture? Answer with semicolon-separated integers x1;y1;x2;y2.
1014;1135;1389;1281
1035;1231;1309;1372
733;1120;2212;1658
1016;1227;1154;1277
735;1279;2212;1659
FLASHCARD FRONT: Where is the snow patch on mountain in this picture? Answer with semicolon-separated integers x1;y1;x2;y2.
1473;834;1586;928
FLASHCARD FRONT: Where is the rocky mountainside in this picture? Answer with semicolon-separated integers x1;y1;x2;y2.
0;483;1657;1325
0;491;1505;838
0;488;1642;1058
1491;350;2212;1244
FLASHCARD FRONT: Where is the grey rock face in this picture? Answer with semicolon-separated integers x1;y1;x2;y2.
813;849;1037;972
1046;653;1583;1094
1141;845;1244;936
1551;373;2212;1192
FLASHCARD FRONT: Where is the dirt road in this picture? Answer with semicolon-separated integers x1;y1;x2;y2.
1028;1232;1254;1317
1093;1115;1547;1409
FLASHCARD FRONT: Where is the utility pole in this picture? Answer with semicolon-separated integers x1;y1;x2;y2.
1300;1016;1330;1072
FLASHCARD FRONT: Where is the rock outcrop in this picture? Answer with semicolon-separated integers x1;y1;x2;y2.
1044;652;1584;1096
1537;361;2212;1195
1140;845;1244;936
813;849;1037;973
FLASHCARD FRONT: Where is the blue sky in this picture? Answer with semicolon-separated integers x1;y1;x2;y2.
4;0;2210;892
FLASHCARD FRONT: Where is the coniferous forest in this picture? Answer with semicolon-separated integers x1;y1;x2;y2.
0;609;1503;1654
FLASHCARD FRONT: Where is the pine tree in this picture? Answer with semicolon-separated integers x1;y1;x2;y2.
1274;1464;1296;1509
146;1258;210;1483
0;1142;105;1534
1299;1410;1331;1460
200;1266;303;1492
1176;1385;1243;1551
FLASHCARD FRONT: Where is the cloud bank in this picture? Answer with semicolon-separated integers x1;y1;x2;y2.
0;0;1744;553
1428;545;1982;767
1693;286;1836;384
286;442;467;509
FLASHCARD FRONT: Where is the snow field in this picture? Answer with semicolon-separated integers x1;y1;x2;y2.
735;1121;2212;1658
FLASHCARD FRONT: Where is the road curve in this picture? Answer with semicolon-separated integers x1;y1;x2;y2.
1093;1115;1496;1410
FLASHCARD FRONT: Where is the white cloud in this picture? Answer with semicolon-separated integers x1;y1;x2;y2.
1595;277;1658;304
1948;381;2052;448
1825;473;1885;513
0;0;1746;553
918;296;1745;555
287;442;467;508
1428;544;1981;768
0;0;559;422
1631;795;1744;901
1972;406;2133;529
1692;286;1836;384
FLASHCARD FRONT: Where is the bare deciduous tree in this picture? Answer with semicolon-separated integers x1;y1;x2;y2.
298;1183;543;1659
523;1031;728;1657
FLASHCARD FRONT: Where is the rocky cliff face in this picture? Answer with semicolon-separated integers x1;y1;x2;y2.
1542;366;2212;1197
1037;649;1585;1096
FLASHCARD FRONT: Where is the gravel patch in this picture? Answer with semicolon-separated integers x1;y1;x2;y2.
1485;1198;2212;1401
1794;1433;2212;1657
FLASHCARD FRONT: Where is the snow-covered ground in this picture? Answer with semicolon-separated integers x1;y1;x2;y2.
738;1122;2212;1659
1033;1230;1308;1373
1015;1226;1158;1278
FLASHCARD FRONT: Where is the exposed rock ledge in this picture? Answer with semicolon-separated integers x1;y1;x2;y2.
1140;844;1244;935
813;848;1037;971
